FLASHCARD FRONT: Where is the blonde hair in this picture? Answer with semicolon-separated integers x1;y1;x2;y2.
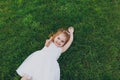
49;28;70;45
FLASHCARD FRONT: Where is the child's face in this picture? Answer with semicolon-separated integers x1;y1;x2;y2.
54;33;67;47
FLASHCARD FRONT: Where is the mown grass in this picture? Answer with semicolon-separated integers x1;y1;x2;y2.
0;0;120;80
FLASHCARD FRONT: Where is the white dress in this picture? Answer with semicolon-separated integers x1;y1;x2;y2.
16;42;62;80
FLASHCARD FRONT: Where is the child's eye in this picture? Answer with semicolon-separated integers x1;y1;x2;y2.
58;37;60;40
61;40;65;43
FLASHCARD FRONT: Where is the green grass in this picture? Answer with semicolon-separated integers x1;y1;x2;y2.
0;0;120;80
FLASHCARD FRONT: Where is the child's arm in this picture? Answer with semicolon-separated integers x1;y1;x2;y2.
45;37;52;47
61;27;74;53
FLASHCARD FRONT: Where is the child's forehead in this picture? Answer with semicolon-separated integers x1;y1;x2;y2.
57;33;65;37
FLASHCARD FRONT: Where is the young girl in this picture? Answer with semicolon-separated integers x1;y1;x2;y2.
16;27;74;80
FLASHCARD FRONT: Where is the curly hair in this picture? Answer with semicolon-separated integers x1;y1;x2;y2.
49;28;70;45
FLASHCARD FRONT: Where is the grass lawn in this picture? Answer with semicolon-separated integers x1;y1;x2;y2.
0;0;120;80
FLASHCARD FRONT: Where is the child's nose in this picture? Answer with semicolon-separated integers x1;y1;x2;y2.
58;40;60;42
58;40;61;43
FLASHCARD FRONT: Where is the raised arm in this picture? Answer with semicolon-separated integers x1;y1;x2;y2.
61;27;74;53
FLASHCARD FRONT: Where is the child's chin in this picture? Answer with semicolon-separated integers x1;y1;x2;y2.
56;45;61;47
55;44;61;47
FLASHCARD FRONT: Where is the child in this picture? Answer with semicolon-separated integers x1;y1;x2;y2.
16;27;74;80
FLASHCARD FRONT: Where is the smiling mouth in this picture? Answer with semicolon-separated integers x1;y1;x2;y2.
56;42;60;46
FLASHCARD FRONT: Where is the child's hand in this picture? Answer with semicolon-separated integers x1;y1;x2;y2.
45;37;52;47
45;39;50;47
68;26;74;34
